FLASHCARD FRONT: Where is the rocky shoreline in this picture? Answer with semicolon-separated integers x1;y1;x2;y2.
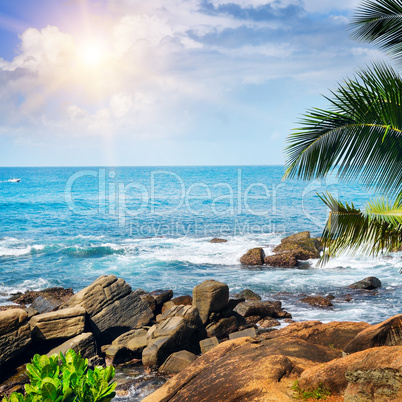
0;232;400;401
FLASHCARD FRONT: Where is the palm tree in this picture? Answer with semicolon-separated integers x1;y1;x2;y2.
284;0;402;264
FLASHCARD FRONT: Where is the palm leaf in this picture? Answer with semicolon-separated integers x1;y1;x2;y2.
284;62;402;197
319;193;402;264
350;0;402;63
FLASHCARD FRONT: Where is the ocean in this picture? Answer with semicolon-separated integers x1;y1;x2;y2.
1;166;401;324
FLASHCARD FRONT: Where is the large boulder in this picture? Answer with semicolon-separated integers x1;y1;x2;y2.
272;238;321;260
47;332;97;359
239;248;265;265
264;252;298;268
206;316;238;338
143;305;206;368
234;300;288;319
143;335;339;402
281;231;310;242
0;309;31;370
269;320;371;351
348;276;382;290
237;289;261;301
29;306;85;341
298;346;402;400
344;314;402;354
192;280;229;324
61;275;153;344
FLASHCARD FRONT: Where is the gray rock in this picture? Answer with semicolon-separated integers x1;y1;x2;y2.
206;316;238;338
47;332;96;359
61;275;153;344
30;296;62;314
0;309;31;369
142;336;176;368
229;327;256;340
234;301;281;318
159;350;197;374
192;280;229;324
104;344;134;365
29;307;85;341
237;289;261;301
200;337;219;354
348;277;382;290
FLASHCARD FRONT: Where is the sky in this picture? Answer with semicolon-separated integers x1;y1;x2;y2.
0;0;382;166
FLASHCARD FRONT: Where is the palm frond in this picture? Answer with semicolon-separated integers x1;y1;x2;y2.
284;62;402;197
350;0;402;63
319;192;402;264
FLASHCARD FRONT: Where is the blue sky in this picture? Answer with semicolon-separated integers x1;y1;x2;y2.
0;0;381;166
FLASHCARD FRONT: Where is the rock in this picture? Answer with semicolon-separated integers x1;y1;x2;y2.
239;248;265;265
348;276;382;290
299;295;333;308
257;318;280;329
150;290;173;314
344;314;402;354
47;332;96;359
200;337;219;354
237;289;261;301
244;315;260;327
0;309;31;370
143;306;206;368
209;238;227;243
269;320;371;351
29;306;85;341
162;296;192;313
111;328;149;357
61;275;153;344
140;294;156;313
206;316;238;338
143;335;339;402
229;327;257;340
298;346;402;399
192;280;229;324
159;351;198;374
104;344;134;365
9;287;74;307
227;298;245;310
264;252;298;267
273;238;321;260
281;231;310;242
0;364;29;398
233;300;282;318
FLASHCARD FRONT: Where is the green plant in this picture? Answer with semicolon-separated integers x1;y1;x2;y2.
284;0;402;264
291;380;331;400
2;350;116;402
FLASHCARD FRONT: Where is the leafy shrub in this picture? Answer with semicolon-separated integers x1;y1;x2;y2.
291;380;331;400
2;349;116;402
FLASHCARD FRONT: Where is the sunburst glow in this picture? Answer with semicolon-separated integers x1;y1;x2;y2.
78;42;107;68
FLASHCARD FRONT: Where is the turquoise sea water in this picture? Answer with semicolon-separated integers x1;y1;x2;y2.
1;166;401;324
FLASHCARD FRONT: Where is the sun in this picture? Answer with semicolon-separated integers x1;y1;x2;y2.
78;42;107;68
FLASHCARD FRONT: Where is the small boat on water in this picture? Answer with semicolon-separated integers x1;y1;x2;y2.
8;178;21;182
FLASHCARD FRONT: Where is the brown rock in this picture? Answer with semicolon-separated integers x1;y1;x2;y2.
264;252;298;267
344;314;402;354
209;238;227;243
206;316;238;338
200;337;219;354
29;306;85;341
47;332;97;359
299;295;333;308
142;335;339;402
0;309;31;370
192;280;229;324
269;320;370;351
298;346;402;399
162;295;192;313
273;238;321;260
9;287;74;306
281;231;310;242
159;350;198;374
240;248;265;265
